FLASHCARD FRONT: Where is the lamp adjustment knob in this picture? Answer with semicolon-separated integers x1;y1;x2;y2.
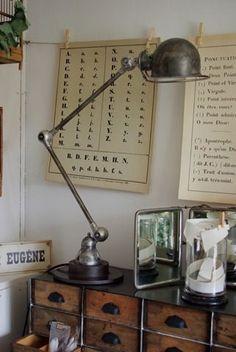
38;132;44;141
121;56;137;71
93;226;109;242
38;130;53;146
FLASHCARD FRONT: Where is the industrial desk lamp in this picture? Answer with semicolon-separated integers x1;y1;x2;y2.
38;38;208;285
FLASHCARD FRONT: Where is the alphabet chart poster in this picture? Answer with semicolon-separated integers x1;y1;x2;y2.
46;38;159;192
179;33;236;204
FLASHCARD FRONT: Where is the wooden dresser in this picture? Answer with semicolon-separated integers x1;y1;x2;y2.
15;268;236;352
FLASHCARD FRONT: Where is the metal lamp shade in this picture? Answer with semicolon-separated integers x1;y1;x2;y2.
143;38;208;82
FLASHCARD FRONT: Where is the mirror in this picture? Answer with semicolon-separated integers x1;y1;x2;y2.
134;207;183;289
189;205;236;287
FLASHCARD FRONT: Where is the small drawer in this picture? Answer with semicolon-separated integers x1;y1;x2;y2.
13;334;82;352
31;306;80;337
13;335;48;352
212;347;236;352
32;279;81;313
144;332;209;352
145;301;210;342
214;313;236;348
85;289;140;327
84;318;139;352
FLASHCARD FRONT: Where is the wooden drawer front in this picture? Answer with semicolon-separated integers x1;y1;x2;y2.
13;334;82;352
214;313;236;348
84;318;139;352
144;332;209;352
85;289;140;327
32;279;81;313
31;306;80;337
145;301;210;342
212;347;236;352
13;334;48;352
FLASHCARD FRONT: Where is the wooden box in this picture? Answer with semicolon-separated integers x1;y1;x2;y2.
13;335;48;352
13;334;81;352
0;47;22;64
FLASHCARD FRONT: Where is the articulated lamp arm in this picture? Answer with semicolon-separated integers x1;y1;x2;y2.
38;38;207;283
38;56;139;243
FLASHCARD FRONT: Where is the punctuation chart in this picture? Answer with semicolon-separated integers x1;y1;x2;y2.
47;39;158;192
179;34;236;204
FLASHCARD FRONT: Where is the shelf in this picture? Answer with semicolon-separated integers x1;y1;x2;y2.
0;46;22;64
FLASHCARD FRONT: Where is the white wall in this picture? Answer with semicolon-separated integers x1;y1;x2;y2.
25;0;236;269
0;62;25;243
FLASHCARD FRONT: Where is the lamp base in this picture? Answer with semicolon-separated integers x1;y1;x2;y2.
69;258;109;280
181;287;228;306
50;263;123;285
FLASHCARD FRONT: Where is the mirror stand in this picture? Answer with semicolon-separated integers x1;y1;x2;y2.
134;207;183;289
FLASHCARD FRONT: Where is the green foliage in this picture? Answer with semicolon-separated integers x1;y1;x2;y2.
0;0;30;54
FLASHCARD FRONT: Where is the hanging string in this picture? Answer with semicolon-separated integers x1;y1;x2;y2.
23;27;71;46
23;40;62;46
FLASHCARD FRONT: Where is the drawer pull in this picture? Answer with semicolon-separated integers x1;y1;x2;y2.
48;291;65;303
102;302;120;315
102;332;121;345
165;348;183;352
165;315;187;329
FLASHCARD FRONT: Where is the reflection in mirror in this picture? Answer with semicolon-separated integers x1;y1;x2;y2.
134;207;183;289
189;205;236;287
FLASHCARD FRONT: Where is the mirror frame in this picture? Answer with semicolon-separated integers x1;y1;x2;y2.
134;206;183;289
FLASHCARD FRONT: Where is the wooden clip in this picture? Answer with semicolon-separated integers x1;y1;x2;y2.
64;29;70;49
196;22;204;47
146;27;156;50
220;212;225;227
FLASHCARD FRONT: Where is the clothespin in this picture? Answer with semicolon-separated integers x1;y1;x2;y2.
146;27;156;51
196;22;204;47
220;211;225;227
64;29;70;49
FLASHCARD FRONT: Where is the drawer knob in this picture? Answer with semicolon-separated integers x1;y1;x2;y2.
48;291;65;303
165;315;187;329
102;302;120;315
102;332;121;345
165;348;183;352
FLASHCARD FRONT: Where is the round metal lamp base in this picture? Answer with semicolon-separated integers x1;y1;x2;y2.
181;287;228;306
50;263;123;285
